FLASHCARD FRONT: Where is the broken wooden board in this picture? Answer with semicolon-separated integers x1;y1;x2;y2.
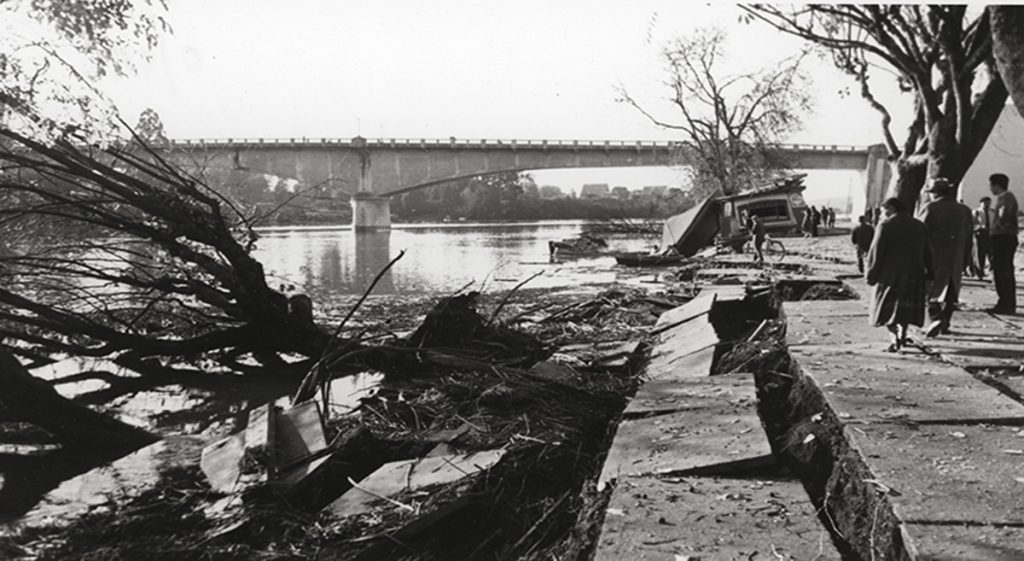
901;522;1024;560
652;291;715;334
595;476;841;561
244;403;275;469
329;449;506;518
844;423;1024;525
201;433;246;493
275;400;327;469
599;373;772;486
793;345;1024;423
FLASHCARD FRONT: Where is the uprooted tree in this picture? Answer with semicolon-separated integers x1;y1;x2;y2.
0;1;345;449
742;5;1008;206
618;27;812;197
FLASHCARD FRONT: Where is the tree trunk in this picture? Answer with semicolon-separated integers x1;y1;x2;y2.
889;155;929;208
0;348;158;451
991;6;1024;118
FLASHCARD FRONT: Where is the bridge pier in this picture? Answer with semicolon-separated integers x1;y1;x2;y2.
858;144;892;217
351;194;391;230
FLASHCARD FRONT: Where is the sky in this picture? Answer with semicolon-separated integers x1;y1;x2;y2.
101;1;917;201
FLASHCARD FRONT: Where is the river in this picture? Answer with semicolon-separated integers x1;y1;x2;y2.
253;220;656;300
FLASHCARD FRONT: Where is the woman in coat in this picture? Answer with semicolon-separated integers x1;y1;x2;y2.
866;198;933;351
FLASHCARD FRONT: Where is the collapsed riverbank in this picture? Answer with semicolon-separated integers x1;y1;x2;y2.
0;233;872;560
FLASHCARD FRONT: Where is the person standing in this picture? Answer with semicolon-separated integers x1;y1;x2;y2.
867;198;932;351
851;214;874;273
918;178;973;336
751;215;766;265
973;196;996;279
810;206;821;237
801;208;813;238
988;173;1019;314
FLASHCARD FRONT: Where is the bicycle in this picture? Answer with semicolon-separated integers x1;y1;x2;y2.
745;234;787;263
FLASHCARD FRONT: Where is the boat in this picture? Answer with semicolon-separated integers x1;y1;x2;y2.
613;252;688;267
613;190;723;267
548;234;608;257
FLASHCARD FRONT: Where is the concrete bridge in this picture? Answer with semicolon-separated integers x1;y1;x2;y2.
166;137;890;229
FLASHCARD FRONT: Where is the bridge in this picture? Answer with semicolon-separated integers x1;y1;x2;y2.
166;137;890;229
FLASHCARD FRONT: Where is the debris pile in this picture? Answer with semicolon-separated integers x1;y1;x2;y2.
12;287;660;561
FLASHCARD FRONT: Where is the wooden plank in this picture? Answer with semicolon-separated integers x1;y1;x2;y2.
275;400;327;469
329;449;506;518
596;476;841;561
200;433;246;493
244;403;275;468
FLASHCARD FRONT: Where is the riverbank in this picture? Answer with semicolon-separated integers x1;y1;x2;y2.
6;230;1023;559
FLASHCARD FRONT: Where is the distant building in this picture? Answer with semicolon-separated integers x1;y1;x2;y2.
642;185;668;198
580;183;610;199
539;185;564;199
611;186;630;200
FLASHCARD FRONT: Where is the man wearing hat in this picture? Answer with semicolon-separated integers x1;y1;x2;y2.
918;177;974;336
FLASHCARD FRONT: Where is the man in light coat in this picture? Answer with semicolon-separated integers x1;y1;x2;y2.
918;178;974;337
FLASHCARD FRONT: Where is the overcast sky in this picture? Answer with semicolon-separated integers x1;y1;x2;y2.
103;1;915;196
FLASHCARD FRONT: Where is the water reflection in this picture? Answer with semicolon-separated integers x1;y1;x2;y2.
253;221;652;300
353;231;396;295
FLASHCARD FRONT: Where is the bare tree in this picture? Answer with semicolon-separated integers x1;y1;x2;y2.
991;6;1024;117
0;128;330;361
742;5;1008;205
619;28;812;196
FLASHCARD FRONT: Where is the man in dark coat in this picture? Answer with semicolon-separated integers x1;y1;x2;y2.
973;196;996;279
988;173;1019;314
918;178;974;336
851;214;874;273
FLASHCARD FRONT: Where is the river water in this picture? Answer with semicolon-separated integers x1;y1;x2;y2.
253;220;655;300
0;220;660;523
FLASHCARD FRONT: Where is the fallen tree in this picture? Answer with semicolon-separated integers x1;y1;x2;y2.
0;127;332;363
0;347;157;451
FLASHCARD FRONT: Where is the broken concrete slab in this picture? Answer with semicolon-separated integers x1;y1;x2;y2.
329;449;506;518
793;346;1024;423
600;373;772;485
844;422;1024;525
782;299;866;318
652;291;715;334
275;400;327;469
645;346;716;382
624;373;757;418
595;476;841;561
901;522;1024;560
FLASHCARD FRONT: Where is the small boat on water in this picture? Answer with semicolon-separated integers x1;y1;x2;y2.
614;252;688;267
548;234;608;258
613;190;722;267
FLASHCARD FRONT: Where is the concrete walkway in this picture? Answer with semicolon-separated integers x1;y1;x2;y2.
595;283;843;560
785;247;1024;559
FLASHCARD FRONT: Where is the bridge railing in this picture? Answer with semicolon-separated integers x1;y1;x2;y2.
168;137;869;152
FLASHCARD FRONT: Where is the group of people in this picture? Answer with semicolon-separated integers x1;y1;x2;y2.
801;205;836;237
858;173;1019;351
